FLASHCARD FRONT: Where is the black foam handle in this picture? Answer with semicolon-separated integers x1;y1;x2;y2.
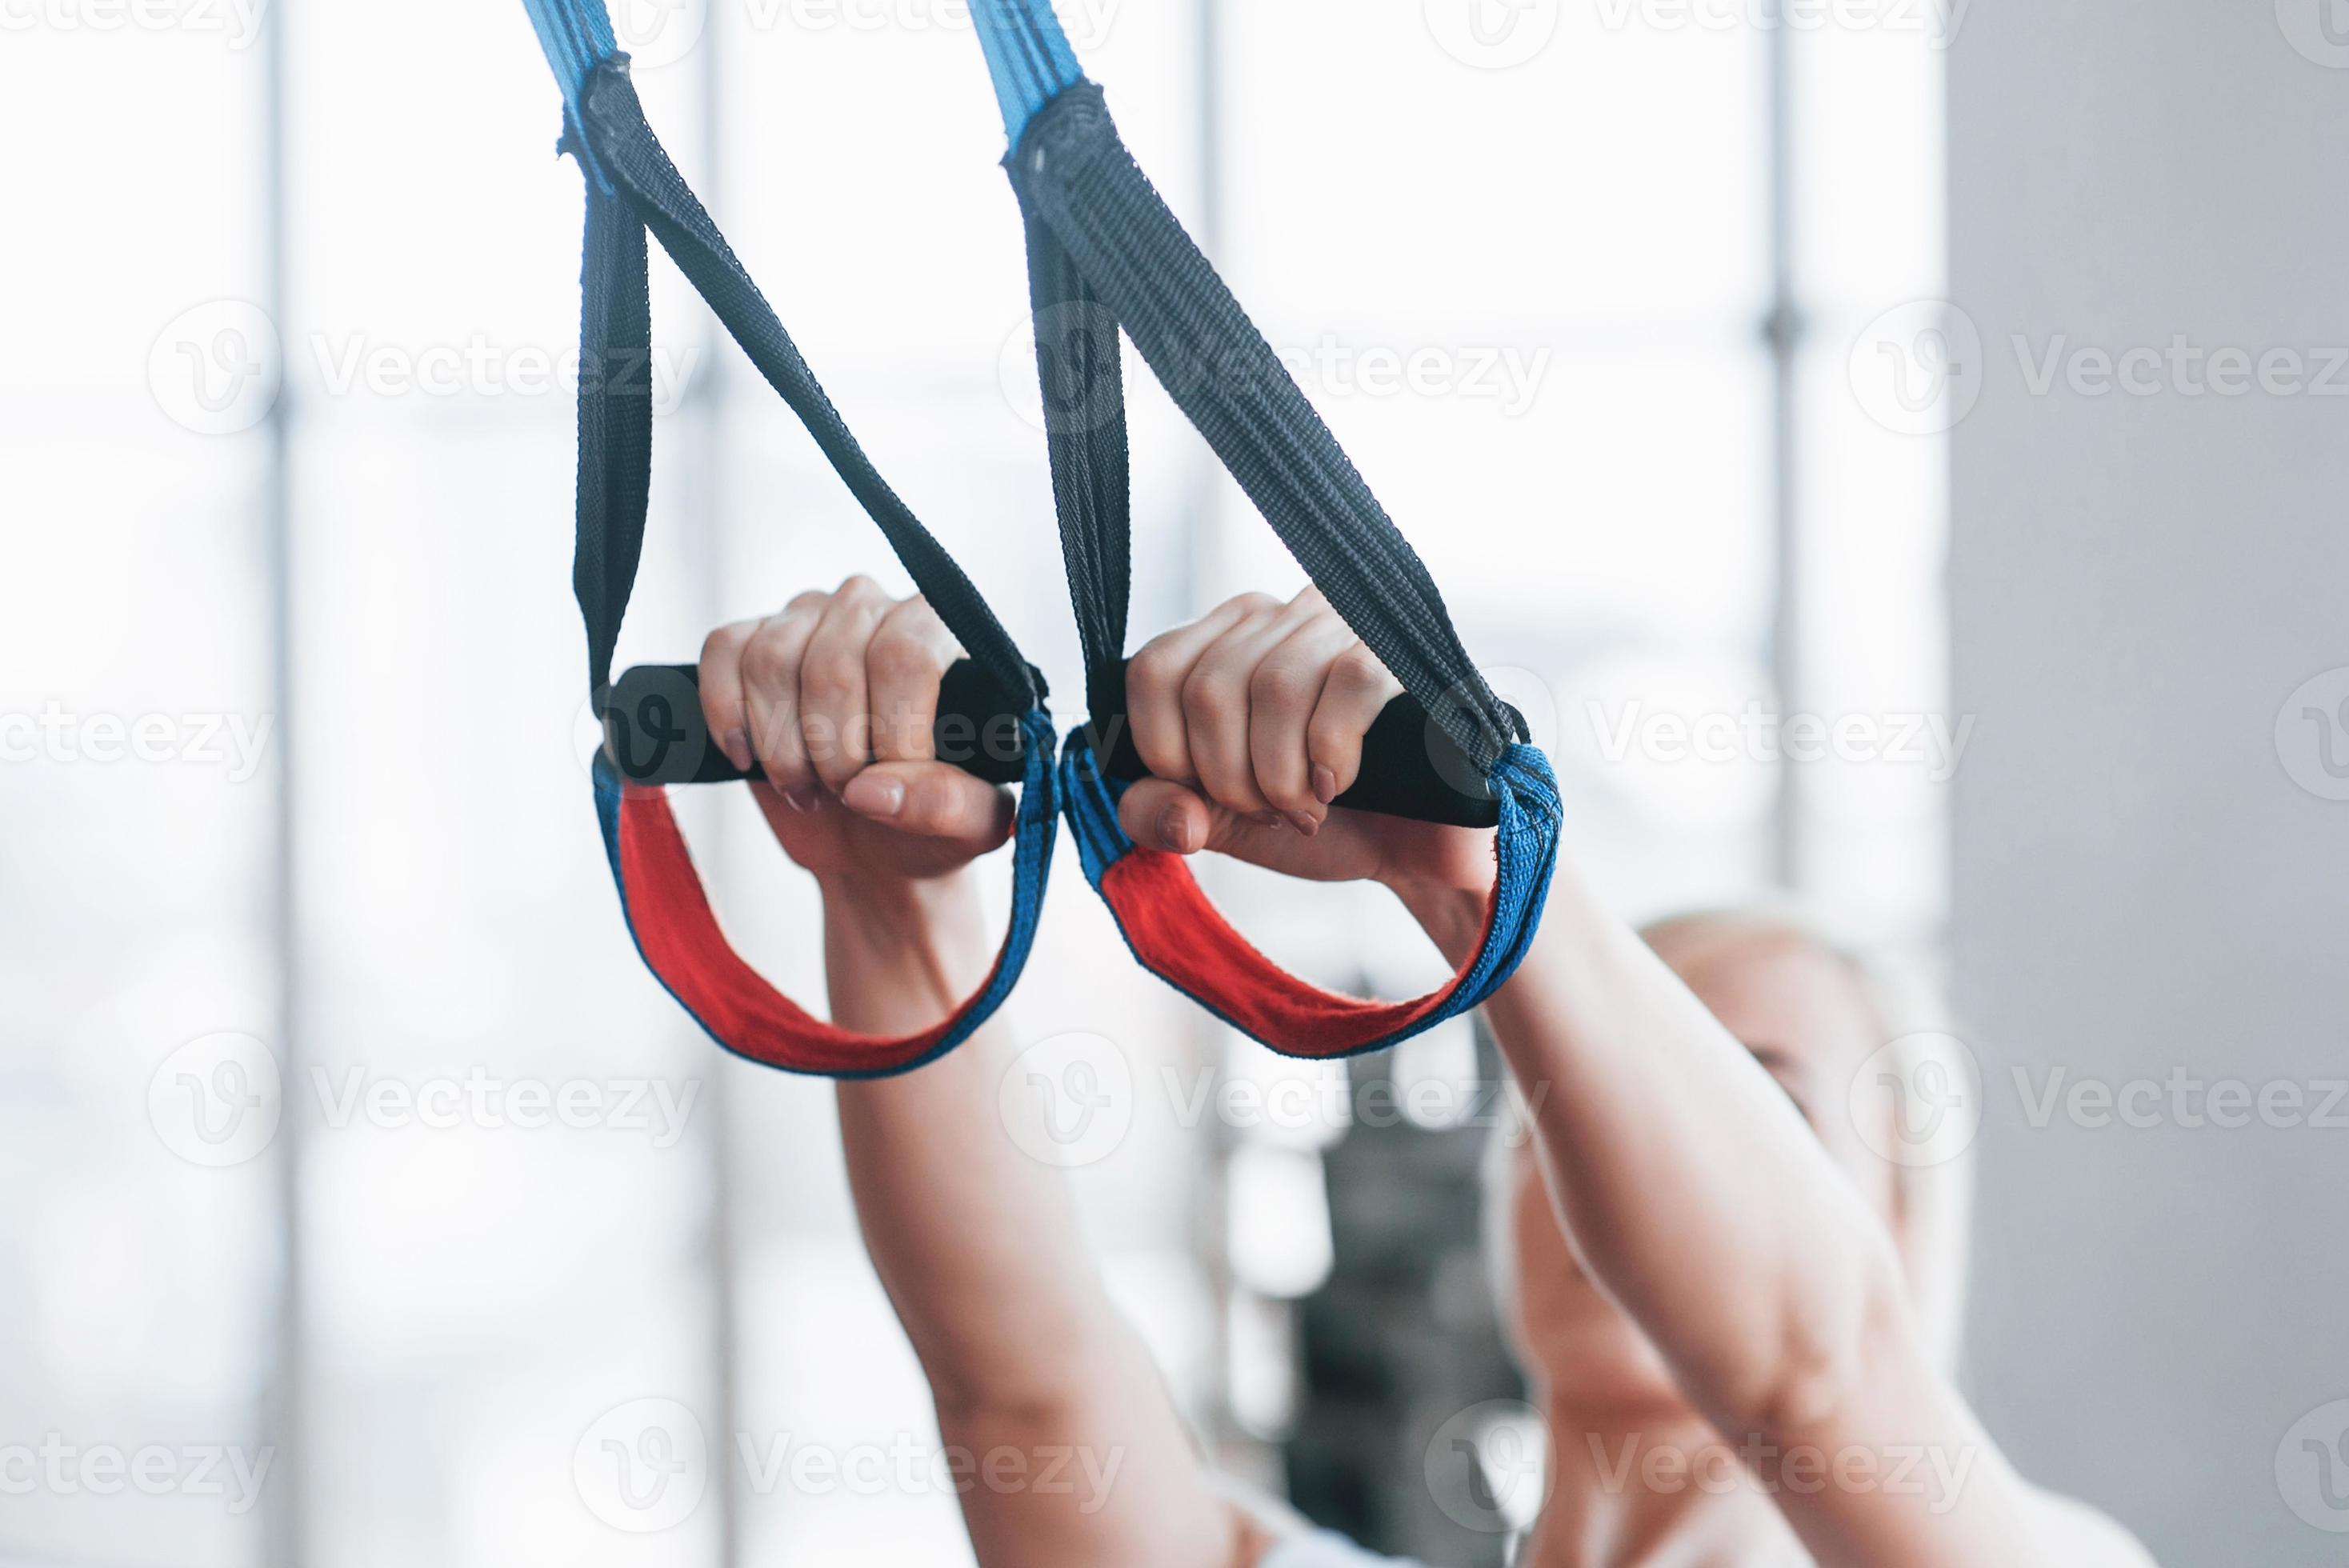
604;660;1507;828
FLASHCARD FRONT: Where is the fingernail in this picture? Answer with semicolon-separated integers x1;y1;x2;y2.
1156;806;1196;854
783;785;824;814
1312;765;1339;806
722;728;752;774
1286;810;1322;838
843;774;905;819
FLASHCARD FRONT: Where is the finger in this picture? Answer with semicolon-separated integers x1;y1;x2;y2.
1307;642;1405;802
1117;777;1215;857
698;618;763;774
1250;615;1359;835
738;602;825;799
865;597;960;764
1183;605;1307;820
841;761;1016;850
798;575;890;796
1123;593;1280;783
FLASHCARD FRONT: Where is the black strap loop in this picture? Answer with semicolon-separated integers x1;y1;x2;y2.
571;58;1041;712
573;175;656;706
1006;83;1520;774
1015;195;1131;738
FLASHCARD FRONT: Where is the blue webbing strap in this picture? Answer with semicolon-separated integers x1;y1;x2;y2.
519;0;621;192
970;0;1085;140
520;0;615;114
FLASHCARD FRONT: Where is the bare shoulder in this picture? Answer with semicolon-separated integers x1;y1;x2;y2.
2030;1485;2160;1567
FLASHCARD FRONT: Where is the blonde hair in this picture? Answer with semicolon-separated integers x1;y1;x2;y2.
1482;903;1976;1373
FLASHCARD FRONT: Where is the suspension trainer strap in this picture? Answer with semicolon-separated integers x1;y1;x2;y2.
577;61;1038;707
1018;202;1134;749
529;19;1057;1078
976;6;1561;1059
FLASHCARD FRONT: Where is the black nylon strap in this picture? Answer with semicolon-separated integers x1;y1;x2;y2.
572;58;1039;710
1016;198;1130;731
574;177;654;702
1006;83;1519;774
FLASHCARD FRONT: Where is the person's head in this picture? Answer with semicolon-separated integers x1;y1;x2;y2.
1484;905;1974;1412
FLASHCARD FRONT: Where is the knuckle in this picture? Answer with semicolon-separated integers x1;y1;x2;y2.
1127;642;1179;702
1181;662;1239;722
834;574;884;603
1249;658;1314;709
700;620;752;671
866;626;944;688
803;648;864;702
738;626;796;690
1331;644;1391;691
1307;714;1356;760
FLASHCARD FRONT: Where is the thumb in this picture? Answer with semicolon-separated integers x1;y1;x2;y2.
840;762;1016;850
1118;778;1219;856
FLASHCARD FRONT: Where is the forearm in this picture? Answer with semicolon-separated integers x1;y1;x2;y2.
1398;859;2063;1561
825;871;1126;1414
825;873;1246;1568
1397;859;1906;1437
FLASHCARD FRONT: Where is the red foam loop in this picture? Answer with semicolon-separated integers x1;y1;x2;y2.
1097;849;1503;1060
614;780;1030;1079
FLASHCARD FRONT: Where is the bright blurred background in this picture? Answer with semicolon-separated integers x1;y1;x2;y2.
9;0;2340;1564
